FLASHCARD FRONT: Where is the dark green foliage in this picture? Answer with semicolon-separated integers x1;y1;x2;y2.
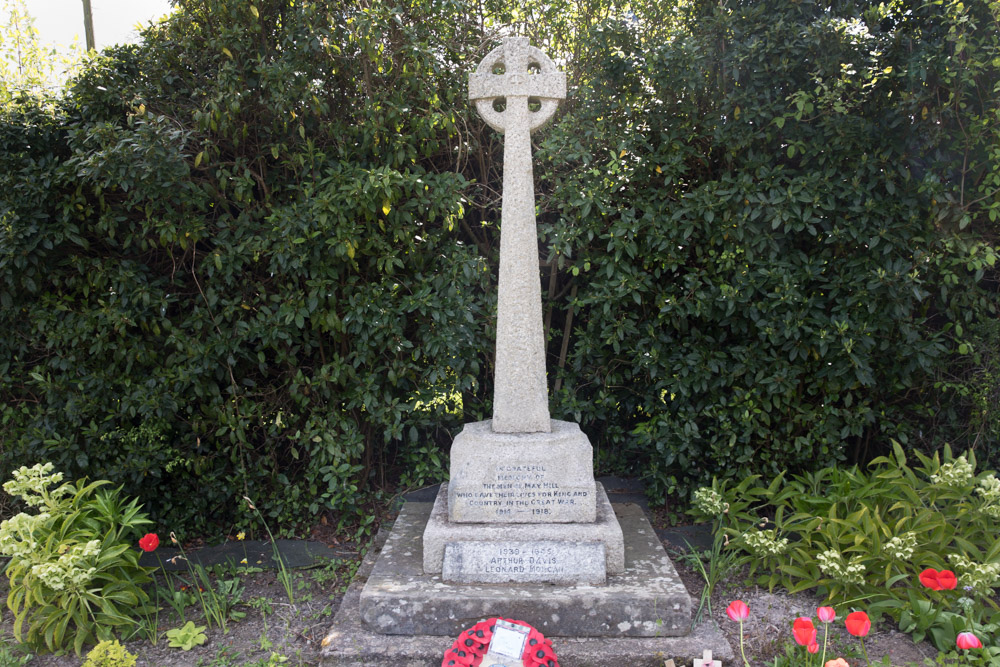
1;0;492;535
535;0;1000;497
1;0;998;532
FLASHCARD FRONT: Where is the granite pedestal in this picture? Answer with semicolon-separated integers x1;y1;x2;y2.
358;500;690;637
322;500;723;666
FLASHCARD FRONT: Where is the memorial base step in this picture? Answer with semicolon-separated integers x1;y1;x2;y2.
355;499;692;638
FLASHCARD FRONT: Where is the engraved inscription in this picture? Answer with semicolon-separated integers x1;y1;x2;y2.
442;540;606;584
451;464;592;518
483;545;563;575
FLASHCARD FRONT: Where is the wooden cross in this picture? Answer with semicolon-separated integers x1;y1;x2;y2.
468;38;566;434
693;649;722;667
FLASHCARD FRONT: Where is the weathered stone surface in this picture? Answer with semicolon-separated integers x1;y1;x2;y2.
468;37;566;434
425;483;623;575
448;419;596;523
468;39;566;134
442;540;606;586
360;500;690;638
322;508;724;667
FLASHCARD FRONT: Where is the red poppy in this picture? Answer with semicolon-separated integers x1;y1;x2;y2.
726;600;750;622
845;611;871;637
441;646;476;667
957;632;983;650
793;617;817;646
817;606;836;623
138;533;159;552
443;618;559;667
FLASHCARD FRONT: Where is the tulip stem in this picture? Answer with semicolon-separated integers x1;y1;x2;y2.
860;637;871;666
819;623;829;666
739;620;750;667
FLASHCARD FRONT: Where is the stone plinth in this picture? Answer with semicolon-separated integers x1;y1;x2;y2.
358;500;691;638
323;510;726;666
448;420;596;524
424;483;623;576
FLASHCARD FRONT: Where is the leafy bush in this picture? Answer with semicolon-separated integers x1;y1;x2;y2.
0;464;152;654
693;443;1000;651
0;0;491;536
1;0;998;532
537;0;1000;497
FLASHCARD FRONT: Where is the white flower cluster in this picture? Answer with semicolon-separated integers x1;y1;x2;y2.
883;532;917;560
948;553;1000;598
743;528;790;556
0;512;52;560
2;462;71;508
976;475;1000;517
931;456;975;487
29;540;101;592
817;549;866;585
692;487;728;516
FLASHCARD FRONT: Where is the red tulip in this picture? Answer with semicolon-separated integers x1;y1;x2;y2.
920;568;942;590
919;568;958;591
138;533;160;552
845;611;871;638
817;606;836;623
793;617;817;646
808;642;819;654
957;632;983;650
938;570;958;590
726;600;749;622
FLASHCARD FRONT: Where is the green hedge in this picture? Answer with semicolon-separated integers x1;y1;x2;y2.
1;0;997;534
537;0;1000;498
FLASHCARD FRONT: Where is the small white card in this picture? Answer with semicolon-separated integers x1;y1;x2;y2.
487;620;529;659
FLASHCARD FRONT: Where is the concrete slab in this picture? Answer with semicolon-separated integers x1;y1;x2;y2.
321;517;732;667
358;501;691;638
424;483;624;575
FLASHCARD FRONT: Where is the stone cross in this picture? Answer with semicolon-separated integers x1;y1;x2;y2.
469;37;566;434
693;650;722;667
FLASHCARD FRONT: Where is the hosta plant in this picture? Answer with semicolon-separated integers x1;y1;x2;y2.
0;463;152;654
165;621;207;651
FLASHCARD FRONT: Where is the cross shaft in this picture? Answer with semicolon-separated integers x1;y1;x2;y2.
469;38;565;434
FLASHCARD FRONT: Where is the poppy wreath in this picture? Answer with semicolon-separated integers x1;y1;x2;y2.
441;618;560;667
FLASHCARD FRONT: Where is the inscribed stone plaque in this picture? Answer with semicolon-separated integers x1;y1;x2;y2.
442;540;606;585
448;420;597;523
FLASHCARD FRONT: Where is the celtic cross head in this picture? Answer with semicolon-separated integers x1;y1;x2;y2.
468;37;566;134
